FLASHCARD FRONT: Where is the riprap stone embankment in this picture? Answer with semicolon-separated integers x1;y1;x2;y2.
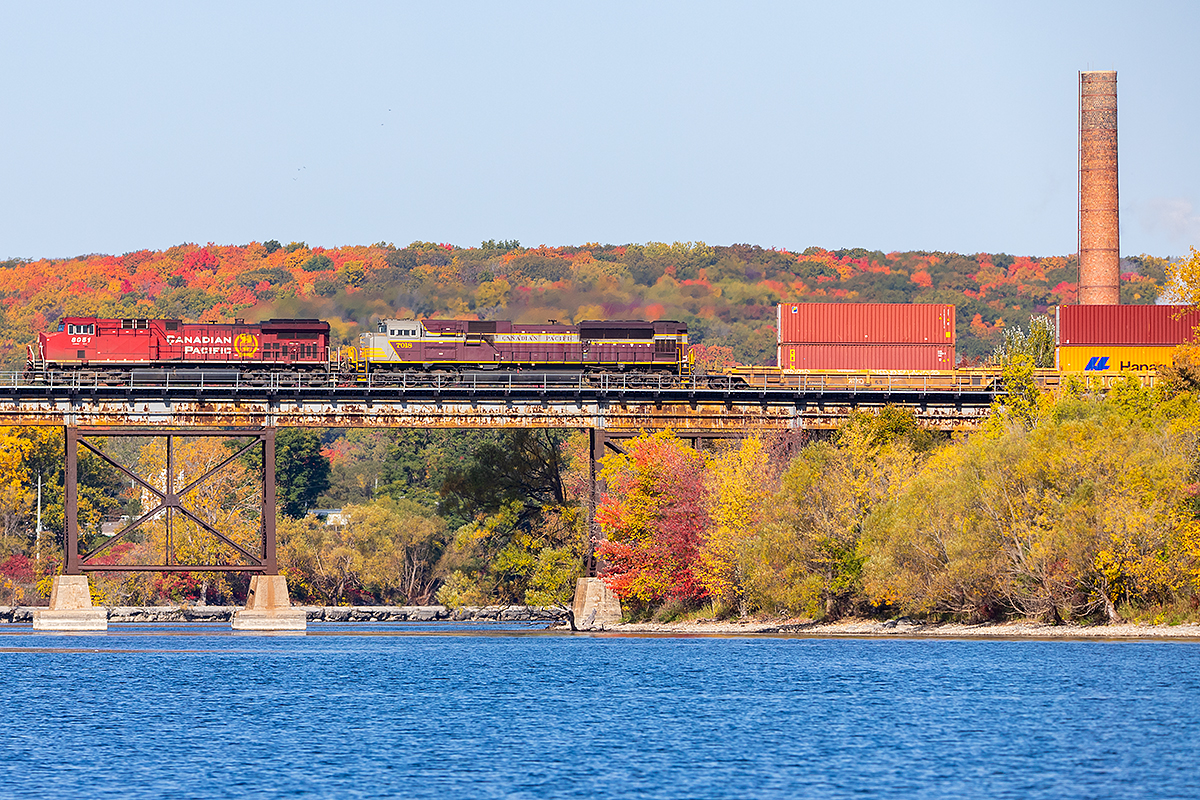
0;605;567;624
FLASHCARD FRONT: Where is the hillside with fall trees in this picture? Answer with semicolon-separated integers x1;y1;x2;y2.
1;240;1194;623
0;240;1172;370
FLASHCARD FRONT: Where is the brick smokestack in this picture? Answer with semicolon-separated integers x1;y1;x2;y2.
1078;70;1119;305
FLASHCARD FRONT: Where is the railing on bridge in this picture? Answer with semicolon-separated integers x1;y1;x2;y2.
0;368;1023;394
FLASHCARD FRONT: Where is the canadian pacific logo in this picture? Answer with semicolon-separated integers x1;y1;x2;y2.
233;333;259;357
1084;356;1110;371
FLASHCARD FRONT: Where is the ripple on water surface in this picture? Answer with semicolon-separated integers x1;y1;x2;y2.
1;624;1198;799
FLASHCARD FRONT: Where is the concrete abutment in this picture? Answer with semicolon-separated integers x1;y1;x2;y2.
231;575;307;631
33;575;107;631
572;577;621;629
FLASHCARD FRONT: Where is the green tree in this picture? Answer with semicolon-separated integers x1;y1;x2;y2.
276;429;331;518
241;429;331;519
440;430;567;532
301;253;334;272
990;315;1055;369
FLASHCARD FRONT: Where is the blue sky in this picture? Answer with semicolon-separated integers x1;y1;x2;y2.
1;1;1197;259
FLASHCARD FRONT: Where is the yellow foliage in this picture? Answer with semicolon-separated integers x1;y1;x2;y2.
864;389;1200;623
1165;246;1200;306
0;427;32;550
698;437;770;610
573;304;605;323
280;498;446;605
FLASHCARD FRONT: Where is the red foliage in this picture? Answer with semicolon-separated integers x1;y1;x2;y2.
689;344;738;372
970;313;1004;341
183;249;220;272
0;554;34;582
1050;281;1078;304
595;434;710;605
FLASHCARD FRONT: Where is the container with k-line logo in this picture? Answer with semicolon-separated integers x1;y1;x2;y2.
1057;346;1176;373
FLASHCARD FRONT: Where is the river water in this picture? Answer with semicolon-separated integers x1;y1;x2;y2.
1;623;1198;799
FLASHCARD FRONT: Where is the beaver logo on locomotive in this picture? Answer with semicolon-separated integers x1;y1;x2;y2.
233;333;260;358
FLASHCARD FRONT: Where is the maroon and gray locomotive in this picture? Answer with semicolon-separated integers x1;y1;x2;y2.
351;318;689;373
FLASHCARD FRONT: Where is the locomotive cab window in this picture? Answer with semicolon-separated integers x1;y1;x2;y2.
67;324;95;335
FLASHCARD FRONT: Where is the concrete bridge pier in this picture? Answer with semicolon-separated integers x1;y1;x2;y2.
33;575;107;631
571;577;621;629
570;427;623;629
231;575;307;631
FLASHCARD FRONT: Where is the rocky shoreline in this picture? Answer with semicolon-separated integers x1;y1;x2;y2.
0;605;568;624
604;616;1200;639
4;605;1199;638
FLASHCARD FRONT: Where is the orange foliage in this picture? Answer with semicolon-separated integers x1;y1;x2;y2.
595;432;709;605
969;313;1004;340
689;344;738;373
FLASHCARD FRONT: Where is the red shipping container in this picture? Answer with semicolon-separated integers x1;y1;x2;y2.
777;343;955;371
777;303;955;345
1056;304;1200;346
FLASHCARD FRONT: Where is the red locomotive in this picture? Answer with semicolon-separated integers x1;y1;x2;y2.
30;317;331;370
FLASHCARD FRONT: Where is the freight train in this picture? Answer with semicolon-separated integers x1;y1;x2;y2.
25;303;1193;388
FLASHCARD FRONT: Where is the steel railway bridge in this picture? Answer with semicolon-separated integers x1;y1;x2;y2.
14;368;1003;630
0;368;1001;429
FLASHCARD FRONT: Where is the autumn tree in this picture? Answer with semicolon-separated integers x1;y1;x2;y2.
696;436;771;614
864;383;1200;623
740;409;923;619
689;344;738;374
1165;245;1200;305
0;427;31;554
280;498;448;605
594;431;709;613
120;436;262;604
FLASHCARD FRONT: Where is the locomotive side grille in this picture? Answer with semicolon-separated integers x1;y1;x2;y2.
580;327;654;340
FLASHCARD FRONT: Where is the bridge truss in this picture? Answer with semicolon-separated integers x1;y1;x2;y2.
10;369;1000;588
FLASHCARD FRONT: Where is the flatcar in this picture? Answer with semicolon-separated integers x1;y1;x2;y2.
29;317;332;371
350;318;689;373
